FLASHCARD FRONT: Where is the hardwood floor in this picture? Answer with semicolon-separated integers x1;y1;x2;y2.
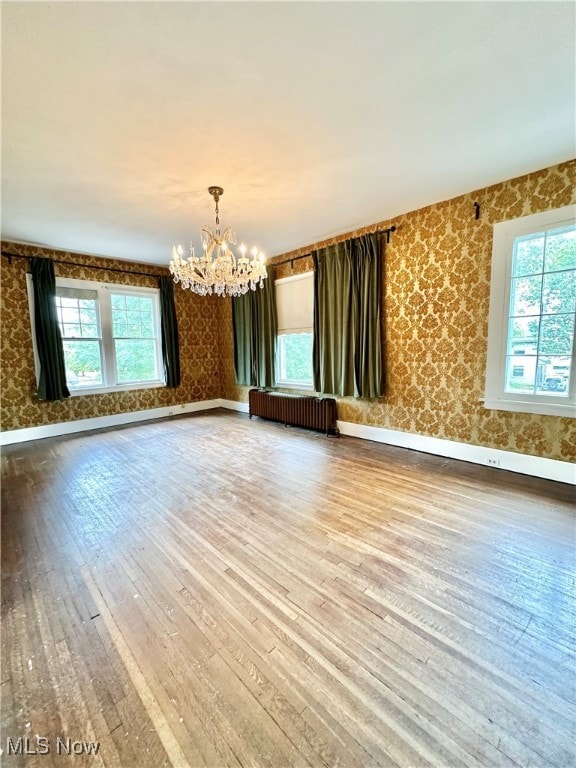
1;409;575;768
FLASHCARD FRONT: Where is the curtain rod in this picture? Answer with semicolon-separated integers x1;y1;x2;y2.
1;250;167;279
270;225;396;268
3;223;397;275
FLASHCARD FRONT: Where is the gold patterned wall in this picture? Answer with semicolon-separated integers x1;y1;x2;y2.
222;161;576;463
3;162;575;462
1;242;222;431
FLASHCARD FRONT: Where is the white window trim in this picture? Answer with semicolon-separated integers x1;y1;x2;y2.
275;271;315;390
484;204;576;418
26;275;166;396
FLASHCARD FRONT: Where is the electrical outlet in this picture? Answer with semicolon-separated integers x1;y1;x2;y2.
485;457;500;467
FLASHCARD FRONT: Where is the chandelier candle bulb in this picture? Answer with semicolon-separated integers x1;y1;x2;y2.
169;186;268;297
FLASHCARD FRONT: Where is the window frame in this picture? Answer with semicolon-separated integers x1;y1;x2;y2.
27;275;165;396
275;271;315;390
484;204;576;418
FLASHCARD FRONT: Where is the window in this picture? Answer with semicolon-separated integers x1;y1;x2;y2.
55;286;103;387
484;204;575;417
278;333;314;385
110;292;159;384
275;272;314;388
27;276;164;395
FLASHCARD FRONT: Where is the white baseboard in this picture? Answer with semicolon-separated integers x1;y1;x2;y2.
0;399;222;446
2;399;573;484
218;398;250;413
337;420;574;485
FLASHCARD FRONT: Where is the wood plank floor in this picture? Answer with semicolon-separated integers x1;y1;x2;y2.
1;409;575;768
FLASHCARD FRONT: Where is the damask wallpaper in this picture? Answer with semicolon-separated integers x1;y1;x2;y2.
0;243;223;431
221;161;576;463
2;162;574;463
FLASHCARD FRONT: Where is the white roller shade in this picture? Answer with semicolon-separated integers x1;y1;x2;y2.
275;272;314;335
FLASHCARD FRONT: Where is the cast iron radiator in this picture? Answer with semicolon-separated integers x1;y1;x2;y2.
248;389;338;436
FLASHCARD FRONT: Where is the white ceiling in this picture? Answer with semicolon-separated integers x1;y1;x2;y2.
2;1;575;266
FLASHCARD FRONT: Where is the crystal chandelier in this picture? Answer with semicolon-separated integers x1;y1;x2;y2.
169;186;267;297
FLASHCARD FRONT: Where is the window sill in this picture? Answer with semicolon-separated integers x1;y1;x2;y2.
68;381;166;397
276;381;315;392
483;397;575;418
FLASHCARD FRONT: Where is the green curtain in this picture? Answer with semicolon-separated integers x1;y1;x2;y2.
232;268;277;387
159;276;181;387
313;242;355;396
252;268;277;388
31;257;70;401
352;234;383;398
313;233;383;398
232;290;254;386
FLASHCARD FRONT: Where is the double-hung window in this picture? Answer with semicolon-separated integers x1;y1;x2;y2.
275;271;314;389
484;204;575;417
27;276;164;394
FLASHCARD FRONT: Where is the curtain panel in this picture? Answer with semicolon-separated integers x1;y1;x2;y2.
159;276;181;388
30;257;71;401
313;233;383;398
232;289;254;386
232;269;277;388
